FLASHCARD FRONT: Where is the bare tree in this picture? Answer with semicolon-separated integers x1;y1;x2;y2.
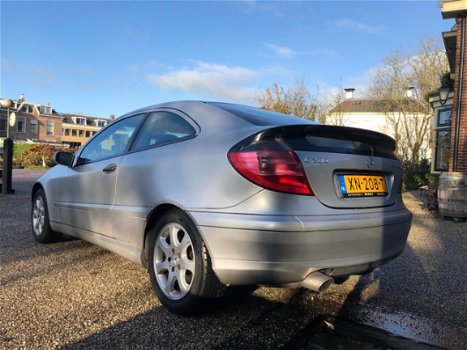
257;79;320;121
369;37;449;163
324;88;348;126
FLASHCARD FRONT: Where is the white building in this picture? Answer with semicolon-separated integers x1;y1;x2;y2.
326;89;432;162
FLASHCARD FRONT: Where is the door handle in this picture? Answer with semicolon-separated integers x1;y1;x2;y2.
102;163;117;174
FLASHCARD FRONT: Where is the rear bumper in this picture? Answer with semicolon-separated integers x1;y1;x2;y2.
190;208;412;285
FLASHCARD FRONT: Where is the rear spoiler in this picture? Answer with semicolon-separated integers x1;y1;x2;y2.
251;125;397;160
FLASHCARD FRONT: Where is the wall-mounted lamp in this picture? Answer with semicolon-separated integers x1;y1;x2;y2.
438;86;450;106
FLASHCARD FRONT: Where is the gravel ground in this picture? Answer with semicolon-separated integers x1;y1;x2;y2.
0;170;466;349
308;192;467;349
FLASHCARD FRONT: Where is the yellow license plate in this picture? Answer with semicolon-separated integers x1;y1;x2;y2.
338;175;387;197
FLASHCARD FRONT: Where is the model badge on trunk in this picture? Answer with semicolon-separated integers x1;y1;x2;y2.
304;157;329;164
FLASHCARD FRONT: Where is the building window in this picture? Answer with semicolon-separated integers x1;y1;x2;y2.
437;108;451;126
30;119;38;134
79;130;84;137
72;129;77;136
47;121;54;135
18;117;26;132
39;106;52;114
0;118;5;131
434;108;451;172
22;105;34;113
64;129;70;136
96;120;106;127
76;117;86;125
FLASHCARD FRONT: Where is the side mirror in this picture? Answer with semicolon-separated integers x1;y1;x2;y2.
53;151;73;167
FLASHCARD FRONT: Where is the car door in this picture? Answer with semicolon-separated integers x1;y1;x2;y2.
55;114;146;236
111;110;198;247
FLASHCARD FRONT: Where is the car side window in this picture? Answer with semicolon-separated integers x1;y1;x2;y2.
78;114;145;164
131;111;196;151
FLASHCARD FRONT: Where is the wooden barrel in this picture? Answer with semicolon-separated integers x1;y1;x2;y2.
438;172;467;221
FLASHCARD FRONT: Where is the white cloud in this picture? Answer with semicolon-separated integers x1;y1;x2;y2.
335;18;378;34
260;65;295;79
308;47;337;57
0;61;59;90
147;61;259;103
341;69;376;97
74;67;101;90
265;43;296;58
17;63;61;89
317;66;379;108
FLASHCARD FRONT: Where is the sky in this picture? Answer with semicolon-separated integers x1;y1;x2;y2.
0;0;454;118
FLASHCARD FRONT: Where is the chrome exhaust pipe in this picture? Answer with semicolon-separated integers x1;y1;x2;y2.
301;271;334;292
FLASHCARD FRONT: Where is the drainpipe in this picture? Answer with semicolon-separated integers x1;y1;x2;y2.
453;15;466;172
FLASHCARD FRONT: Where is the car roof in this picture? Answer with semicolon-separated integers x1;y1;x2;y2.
119;101;315;132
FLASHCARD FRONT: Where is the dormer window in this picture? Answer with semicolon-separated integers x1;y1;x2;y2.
75;117;87;125
39;106;52;114
95;120;106;127
22;105;34;113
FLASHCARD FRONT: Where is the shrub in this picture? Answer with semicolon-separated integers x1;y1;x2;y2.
14;144;73;169
403;158;431;191
13;143;35;167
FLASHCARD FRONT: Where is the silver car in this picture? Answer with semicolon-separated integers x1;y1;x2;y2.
31;101;412;314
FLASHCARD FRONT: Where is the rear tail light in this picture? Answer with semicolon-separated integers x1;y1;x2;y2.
228;139;313;195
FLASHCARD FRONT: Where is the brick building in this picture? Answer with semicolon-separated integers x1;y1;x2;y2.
439;0;467;173
61;113;110;147
0;96;63;144
0;95;110;147
431;0;467;220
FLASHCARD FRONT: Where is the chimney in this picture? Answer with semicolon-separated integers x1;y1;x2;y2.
405;86;415;98
344;88;355;99
18;93;25;103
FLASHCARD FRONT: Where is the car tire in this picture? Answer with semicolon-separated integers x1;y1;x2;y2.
147;209;225;314
31;189;61;243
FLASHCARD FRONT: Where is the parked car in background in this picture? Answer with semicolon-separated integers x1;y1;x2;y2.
31;101;412;314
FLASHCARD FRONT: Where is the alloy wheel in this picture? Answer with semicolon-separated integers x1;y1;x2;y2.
32;196;45;237
153;222;195;300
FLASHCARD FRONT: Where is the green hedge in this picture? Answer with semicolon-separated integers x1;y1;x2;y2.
14;143;34;158
13;144;72;169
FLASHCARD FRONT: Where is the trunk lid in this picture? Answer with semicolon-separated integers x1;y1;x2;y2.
279;125;402;209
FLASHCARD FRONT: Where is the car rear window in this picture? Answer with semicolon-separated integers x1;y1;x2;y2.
211;102;314;126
